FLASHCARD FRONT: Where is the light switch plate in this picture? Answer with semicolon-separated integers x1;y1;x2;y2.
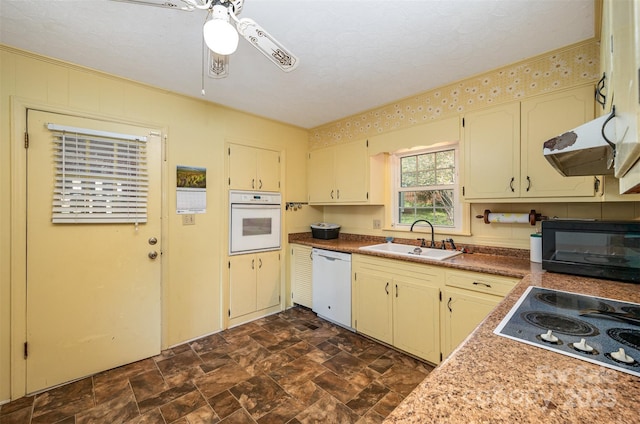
182;214;195;225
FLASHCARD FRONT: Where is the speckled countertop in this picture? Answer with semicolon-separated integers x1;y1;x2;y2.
288;233;532;279
289;233;640;424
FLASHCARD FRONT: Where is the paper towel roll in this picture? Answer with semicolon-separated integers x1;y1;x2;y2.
485;213;531;224
478;209;540;225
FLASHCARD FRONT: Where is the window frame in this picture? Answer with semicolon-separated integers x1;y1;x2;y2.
391;143;462;232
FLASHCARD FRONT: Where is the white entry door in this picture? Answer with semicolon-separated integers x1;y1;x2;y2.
25;110;162;394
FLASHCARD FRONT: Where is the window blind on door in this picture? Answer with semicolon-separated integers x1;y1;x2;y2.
47;123;149;224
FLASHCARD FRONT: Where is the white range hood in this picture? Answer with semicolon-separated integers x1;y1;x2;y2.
543;110;617;177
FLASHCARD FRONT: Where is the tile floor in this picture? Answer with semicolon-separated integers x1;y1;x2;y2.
0;306;433;424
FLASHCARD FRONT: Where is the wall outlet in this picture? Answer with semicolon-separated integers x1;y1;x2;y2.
373;219;381;229
182;214;195;225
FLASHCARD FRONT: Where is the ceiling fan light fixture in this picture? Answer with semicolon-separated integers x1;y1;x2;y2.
203;5;239;55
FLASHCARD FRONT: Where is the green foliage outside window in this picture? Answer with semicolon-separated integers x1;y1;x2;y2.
398;150;456;227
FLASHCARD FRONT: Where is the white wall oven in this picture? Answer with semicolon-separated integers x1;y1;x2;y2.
229;191;281;255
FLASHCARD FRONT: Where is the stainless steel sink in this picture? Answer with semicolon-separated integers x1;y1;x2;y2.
359;243;462;261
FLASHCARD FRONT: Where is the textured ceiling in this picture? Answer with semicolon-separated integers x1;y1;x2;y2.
0;0;595;129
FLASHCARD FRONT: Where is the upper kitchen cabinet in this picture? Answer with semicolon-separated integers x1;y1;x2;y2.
520;85;597;197
601;0;640;193
463;102;520;199
463;85;599;201
228;143;280;191
307;139;385;204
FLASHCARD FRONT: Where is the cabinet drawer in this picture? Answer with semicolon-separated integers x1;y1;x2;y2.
445;270;518;297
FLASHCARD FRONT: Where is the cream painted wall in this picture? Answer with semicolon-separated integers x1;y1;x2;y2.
322;202;640;250
0;46;308;401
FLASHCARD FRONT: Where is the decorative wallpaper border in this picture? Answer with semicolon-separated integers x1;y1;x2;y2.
310;40;600;150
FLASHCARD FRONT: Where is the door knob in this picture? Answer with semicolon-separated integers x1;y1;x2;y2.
148;251;158;259
148;237;158;245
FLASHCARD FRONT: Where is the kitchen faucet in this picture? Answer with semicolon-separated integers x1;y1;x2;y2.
409;219;436;248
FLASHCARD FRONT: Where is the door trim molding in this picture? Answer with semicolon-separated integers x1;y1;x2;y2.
9;97;169;399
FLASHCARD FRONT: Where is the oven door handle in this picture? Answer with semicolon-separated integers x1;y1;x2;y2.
231;204;281;210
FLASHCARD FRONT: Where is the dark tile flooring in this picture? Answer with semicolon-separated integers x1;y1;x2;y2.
0;307;433;424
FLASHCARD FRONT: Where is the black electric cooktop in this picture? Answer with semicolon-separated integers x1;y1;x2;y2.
494;286;640;378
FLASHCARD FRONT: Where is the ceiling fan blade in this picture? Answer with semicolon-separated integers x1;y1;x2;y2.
109;0;194;11
208;51;229;79
235;18;299;72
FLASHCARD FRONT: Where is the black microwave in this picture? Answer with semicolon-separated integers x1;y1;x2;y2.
541;220;640;284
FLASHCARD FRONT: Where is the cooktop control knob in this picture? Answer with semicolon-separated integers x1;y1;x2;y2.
610;348;635;364
540;330;559;343
572;338;594;352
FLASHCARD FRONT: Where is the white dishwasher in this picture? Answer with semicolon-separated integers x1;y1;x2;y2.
312;248;352;329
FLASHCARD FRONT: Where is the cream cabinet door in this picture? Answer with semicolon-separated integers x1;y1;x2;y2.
257;148;280;192
521;85;597;197
308;147;335;202
228;144;280;191
441;287;501;358
228;143;259;190
463;103;521;199
393;279;440;363
334;140;369;202
354;271;393;345
610;0;640;179
256;251;281;310
229;255;258;319
291;244;313;308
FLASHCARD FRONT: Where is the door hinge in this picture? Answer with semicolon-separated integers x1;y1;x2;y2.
24;342;28;359
24;132;29;148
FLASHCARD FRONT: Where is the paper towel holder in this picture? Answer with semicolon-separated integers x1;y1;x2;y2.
476;209;547;226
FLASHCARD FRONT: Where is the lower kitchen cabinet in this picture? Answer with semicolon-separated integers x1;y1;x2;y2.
290;244;313;308
441;269;519;358
353;269;393;344
229;251;281;320
352;254;443;363
393;278;441;363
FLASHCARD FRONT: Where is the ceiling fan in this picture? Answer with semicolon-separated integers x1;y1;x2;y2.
111;0;299;80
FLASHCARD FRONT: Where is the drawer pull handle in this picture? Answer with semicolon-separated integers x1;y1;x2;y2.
385;282;389;295
473;281;492;288
447;297;452;312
